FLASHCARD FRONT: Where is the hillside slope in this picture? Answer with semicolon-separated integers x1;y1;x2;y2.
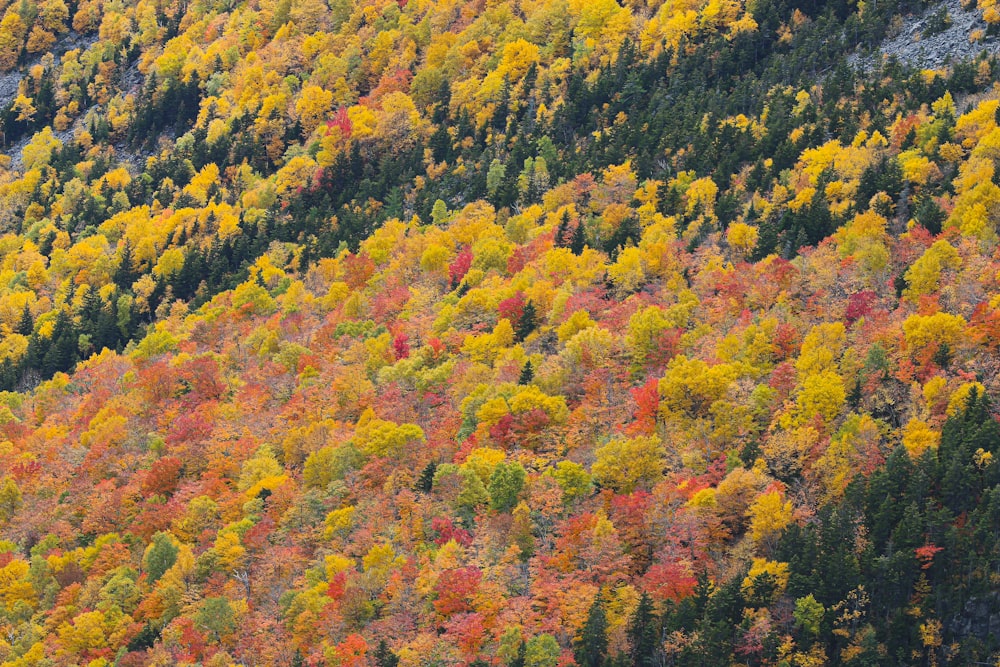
854;0;999;70
0;0;1000;665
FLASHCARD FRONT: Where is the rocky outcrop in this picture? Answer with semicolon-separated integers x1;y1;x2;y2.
0;31;99;169
949;593;1000;645
853;0;1000;70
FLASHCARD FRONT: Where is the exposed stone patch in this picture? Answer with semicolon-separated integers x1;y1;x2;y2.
853;0;1000;70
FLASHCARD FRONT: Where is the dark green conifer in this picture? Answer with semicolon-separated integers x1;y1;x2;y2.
373;639;399;667
571;222;586;255
518;360;534;385
515;300;537;341
628;592;659;667
556;210;571;248
575;591;608;667
16;303;33;336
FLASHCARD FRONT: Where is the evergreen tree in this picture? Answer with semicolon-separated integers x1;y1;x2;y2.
113;242;138;296
430;123;452;163
914;195;945;235
555;210;571;248
41;310;78;377
373;639;399;667
628;593;659;667
575;592;608;667
493;76;511;132
416;461;438;493
847;375;862;410
515;301;537;341
509;640;526;667
16;303;33;336
570;222;586;255
0;358;17;392
932;341;951;369
518;360;534;385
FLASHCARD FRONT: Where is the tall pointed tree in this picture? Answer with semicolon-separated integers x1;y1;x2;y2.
575;591;608;667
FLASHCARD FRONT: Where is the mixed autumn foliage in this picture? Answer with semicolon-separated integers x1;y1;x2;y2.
1;0;1000;664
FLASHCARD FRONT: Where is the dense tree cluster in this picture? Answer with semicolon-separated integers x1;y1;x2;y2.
0;0;999;664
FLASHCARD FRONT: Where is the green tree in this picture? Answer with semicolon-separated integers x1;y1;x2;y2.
197;597;235;641
0;477;22;524
628;592;659;667
574;591;608;667
143;532;178;583
571;221;586;255
16;303;33;336
525;634;560;667
487;159;507;196
793;594;825;639
516;300;538;341
373;639;399;667
488;462;526;512
431;199;450;226
417;461;438;493
519;360;534;385
556;210;571;248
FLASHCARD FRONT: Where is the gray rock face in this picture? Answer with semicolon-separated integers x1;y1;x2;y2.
0;31;99;170
853;0;1000;70
949;593;1000;644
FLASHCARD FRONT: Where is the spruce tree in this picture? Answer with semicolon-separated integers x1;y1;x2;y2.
416;461;438;493
16;303;33;336
556;210;571;248
847;376;862;410
373;639;399;667
510;640;526;667
628;592;659;667
575;592;608;667
114;240;138;291
518;360;534;385
515;300;537;341
571;222;586;255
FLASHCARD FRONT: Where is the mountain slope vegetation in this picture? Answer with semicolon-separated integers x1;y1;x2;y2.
1;0;1000;665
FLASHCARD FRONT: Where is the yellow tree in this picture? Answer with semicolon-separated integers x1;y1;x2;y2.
625;305;670;371
296;84;334;135
904;240;961;301
748;491;793;545
353;409;425;458
726;222;759;258
592;436;666;493
0;13;26;71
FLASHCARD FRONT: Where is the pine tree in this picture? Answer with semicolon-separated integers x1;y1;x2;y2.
0;358;17;392
41;310;78;377
628;592;659;667
16;303;33;336
932;341;951;369
575;591;608;667
914;195;945;235
938;387;1000;513
556;210;571;248
417;461;438;493
113;241;138;291
518;360;534;385
571;222;586;255
847;375;862;410
515;300;537;341
493;76;511;132
430;123;452;163
373;639;399;667
510;640;526;667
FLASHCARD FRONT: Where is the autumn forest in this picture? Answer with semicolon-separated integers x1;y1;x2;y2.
0;0;999;664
